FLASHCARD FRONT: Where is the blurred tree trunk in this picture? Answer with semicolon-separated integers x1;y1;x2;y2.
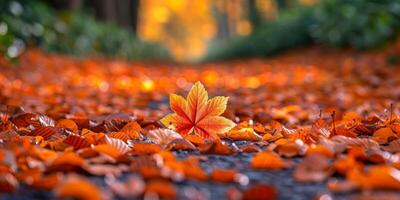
215;1;230;40
276;0;287;10
52;0;82;11
248;0;262;28
88;0;140;33
115;0;140;32
91;0;117;22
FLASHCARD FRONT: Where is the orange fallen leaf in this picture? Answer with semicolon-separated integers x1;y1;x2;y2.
198;140;238;155
211;168;248;184
327;178;358;193
224;127;261;141
347;165;400;190
64;134;92;149
373;127;397;144
82;163;126;177
240;144;262;153
56;119;79;133
164;138;197;151
160;81;235;139
383;139;400;153
48;152;85;172
242;184;277;200
14;168;41;183
104;136;131;154
342;111;362;123
108;131;141;142
130;142;162;155
121;121;142;132
306;144;334;158
185;134;206;145
146;128;183;145
145;180;177;199
293;154;333;182
334;156;362;175
55;174;102;200
93;144;122;159
30;173;61;190
274;140;306;158
28;126;56;140
251;151;285;170
106;176;145;198
0;173;18;193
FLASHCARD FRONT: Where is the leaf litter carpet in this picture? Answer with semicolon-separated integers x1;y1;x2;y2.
1;48;400;200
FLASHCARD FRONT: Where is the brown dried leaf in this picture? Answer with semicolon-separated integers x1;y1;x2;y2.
293;154;333;182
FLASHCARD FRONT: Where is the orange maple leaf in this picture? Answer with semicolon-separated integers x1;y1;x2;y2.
160;81;235;139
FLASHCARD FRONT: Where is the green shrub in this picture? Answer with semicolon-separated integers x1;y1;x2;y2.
205;7;315;61
205;0;400;61
311;0;400;49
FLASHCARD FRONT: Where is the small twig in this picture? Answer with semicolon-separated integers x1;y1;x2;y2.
389;103;394;124
331;111;336;135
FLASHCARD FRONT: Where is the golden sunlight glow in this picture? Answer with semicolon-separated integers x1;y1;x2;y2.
137;0;313;61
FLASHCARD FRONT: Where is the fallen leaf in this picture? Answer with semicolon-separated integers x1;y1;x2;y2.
199;140;238;155
64;134;92;149
347;165;400;190
383;139;400;153
251;151;285;170
55;174;102;200
242;184;277;200
56;119;79;133
373;127;397;144
144;180;177;199
47;152;85;172
146;128;183;145
105;136;130;154
0;173;18;193
164;138;197;150
130;142;162;155
239;144;262;153
160;82;235;139
30;173;61;190
224;127;261;141
293;154;333;182
93;144;122;159
106;176;145;198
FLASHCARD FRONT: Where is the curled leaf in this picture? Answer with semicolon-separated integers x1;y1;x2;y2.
224;127;261;141
105;136;131;155
146;128;183;145
199;140;238;155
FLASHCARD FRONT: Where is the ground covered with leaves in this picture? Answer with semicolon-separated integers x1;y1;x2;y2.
1;47;400;200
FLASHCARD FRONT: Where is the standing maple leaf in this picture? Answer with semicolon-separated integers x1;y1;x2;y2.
160;81;235;139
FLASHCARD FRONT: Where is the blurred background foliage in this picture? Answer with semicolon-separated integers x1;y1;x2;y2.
205;0;400;60
1;0;400;62
0;0;169;61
